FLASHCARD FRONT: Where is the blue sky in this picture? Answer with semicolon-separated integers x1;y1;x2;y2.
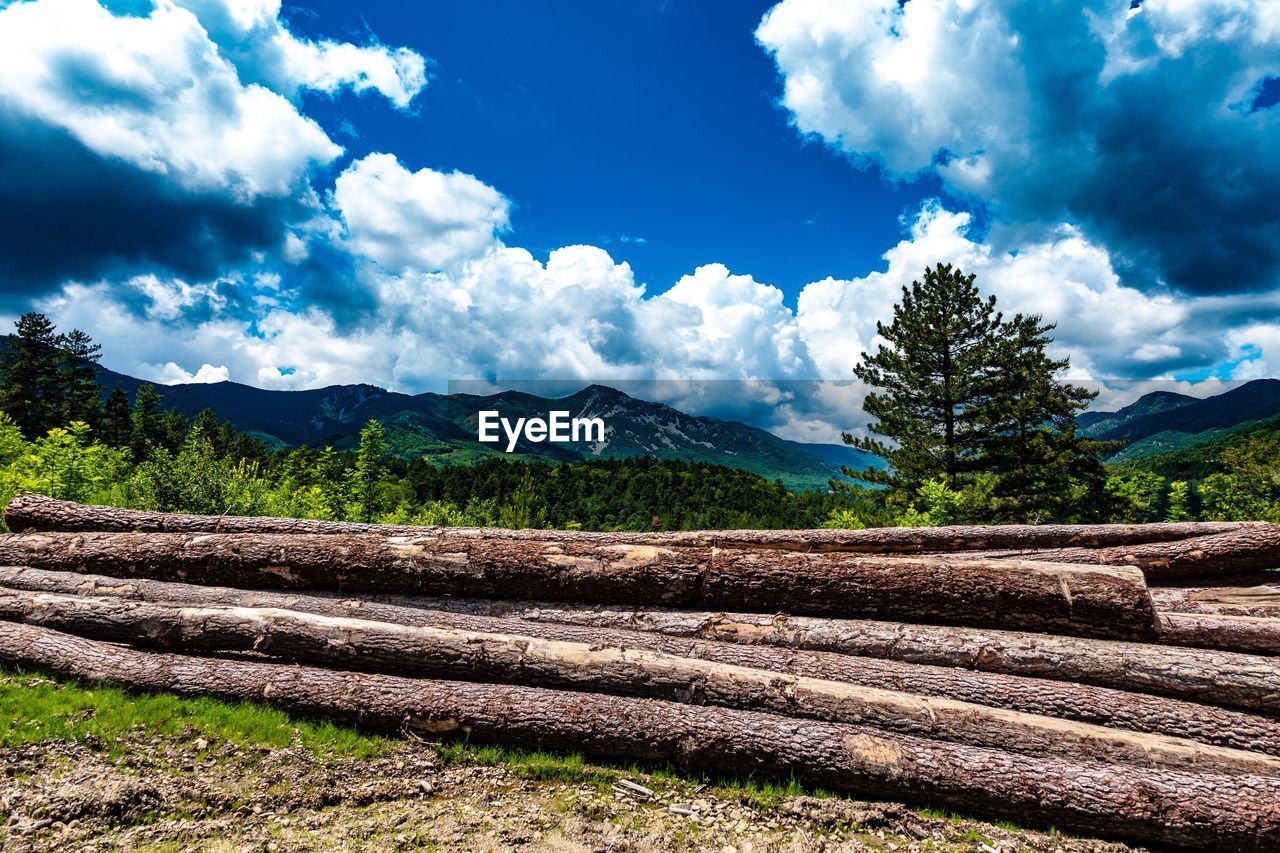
285;0;951;302
0;0;1277;440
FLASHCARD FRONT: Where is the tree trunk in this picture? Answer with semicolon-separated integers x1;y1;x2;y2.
4;493;1254;551
7;566;1278;756
0;531;1158;638
976;527;1280;581
1;586;1269;778
1158;612;1280;655
378;597;1280;714
1152;584;1280;618
0;622;1276;851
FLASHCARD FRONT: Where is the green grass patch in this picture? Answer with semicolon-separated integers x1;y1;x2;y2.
0;667;389;760
432;739;837;807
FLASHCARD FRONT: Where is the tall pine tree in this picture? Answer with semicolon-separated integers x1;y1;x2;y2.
57;328;104;427
103;388;133;448
846;264;1003;494
0;312;62;438
846;264;1114;523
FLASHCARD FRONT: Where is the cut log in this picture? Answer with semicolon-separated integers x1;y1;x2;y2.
1152;584;1280;618
1158;612;1280;655
977;527;1280;581
371;597;1280;715
0;531;1158;638
1;622;1276;851
1;587;1270;778
7;567;1278;756
4;493;1255;551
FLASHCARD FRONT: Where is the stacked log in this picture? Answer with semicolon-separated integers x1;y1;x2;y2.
1;496;1280;850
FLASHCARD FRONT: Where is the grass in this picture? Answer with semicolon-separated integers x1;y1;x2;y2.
0;667;390;760
434;739;837;808
1;667;1047;841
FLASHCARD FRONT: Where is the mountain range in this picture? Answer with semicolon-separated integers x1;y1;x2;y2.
95;364;1280;489
94;367;879;491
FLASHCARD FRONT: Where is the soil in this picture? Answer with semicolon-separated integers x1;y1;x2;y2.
0;727;1139;851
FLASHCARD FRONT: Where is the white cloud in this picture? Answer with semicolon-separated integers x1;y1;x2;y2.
173;0;428;108
140;361;231;384
0;0;346;198
46;198;1260;444
757;0;1280;295
0;0;427;201
333;154;510;273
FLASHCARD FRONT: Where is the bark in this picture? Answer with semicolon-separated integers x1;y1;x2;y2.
1157;612;1280;655
5;493;1254;551
2;586;1270;778
978;527;1280;581
377;597;1280;715
1;622;1277;851
0;531;1158;638
1152;584;1280;618
7;566;1278;756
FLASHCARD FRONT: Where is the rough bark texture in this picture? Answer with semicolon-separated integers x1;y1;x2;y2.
0;531;1158;638
5;493;1254;551
1158;611;1280;655
8;567;1278;756
366;596;1280;714
980;527;1280;580
3;586;1270;778
1152;584;1280;618
1;622;1277;851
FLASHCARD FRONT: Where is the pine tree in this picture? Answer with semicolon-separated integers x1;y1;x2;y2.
130;383;165;460
57;328;104;428
977;313;1118;522
349;419;386;523
103;389;133;449
846;264;1003;495
847;264;1115;523
0;312;63;438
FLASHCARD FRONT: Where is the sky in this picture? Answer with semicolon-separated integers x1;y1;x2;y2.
0;0;1277;441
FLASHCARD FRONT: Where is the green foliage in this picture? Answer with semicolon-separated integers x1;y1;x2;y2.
1198;432;1280;522
1104;469;1168;523
348;419;387;523
848;265;1115;523
1166;480;1191;522
892;475;996;527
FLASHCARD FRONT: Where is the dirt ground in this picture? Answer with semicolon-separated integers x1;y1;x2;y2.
0;730;1140;852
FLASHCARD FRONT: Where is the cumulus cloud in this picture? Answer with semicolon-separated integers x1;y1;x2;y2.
172;0;428;107
43;194;1267;442
757;0;1280;295
0;0;424;297
140;361;231;384
333;154;510;274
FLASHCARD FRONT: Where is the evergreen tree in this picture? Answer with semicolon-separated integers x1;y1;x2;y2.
977;313;1118;522
56;328;104;428
0;312;62;438
846;264;1003;495
130;384;165;459
847;264;1114;523
102;389;133;449
349;419;386;522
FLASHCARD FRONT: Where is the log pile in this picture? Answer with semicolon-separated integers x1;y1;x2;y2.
2;495;1279;849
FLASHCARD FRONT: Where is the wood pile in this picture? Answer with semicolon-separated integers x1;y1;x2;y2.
1;493;1279;850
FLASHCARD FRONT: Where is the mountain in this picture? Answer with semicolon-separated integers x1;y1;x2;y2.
1079;379;1280;469
93;369;864;491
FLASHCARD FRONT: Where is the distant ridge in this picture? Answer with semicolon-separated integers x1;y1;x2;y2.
91;367;877;491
